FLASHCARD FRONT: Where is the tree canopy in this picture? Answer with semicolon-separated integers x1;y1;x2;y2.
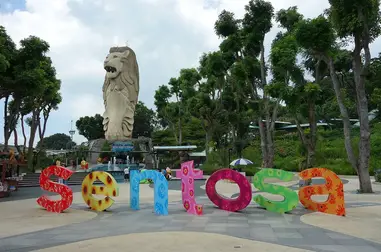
37;133;76;150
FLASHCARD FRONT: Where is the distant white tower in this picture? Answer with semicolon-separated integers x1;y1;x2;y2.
69;120;75;141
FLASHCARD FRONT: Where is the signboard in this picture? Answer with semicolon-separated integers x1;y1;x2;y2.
112;141;134;152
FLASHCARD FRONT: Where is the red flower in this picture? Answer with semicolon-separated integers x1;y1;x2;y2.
301;169;309;179
302;187;315;198
189;189;194;197
183;167;189;175
184;200;190;210
328;194;336;204
317;203;328;213
317;186;324;195
181;182;185;192
336;204;346;216
195;205;203;215
311;168;323;177
325;177;333;191
188;178;193;184
335;184;344;199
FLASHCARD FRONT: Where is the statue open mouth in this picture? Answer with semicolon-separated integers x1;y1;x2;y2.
104;66;117;73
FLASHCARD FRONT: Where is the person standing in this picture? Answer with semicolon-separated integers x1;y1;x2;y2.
124;166;129;182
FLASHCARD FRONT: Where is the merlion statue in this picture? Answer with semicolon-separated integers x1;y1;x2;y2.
102;46;139;141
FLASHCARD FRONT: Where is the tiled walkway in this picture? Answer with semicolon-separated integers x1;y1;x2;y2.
1;181;381;252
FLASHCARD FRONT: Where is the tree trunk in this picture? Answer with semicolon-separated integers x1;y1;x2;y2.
3;96;9;152
353;35;372;193
307;101;317;168
13;129;21;154
37;111;50;150
27;111;39;172
178;117;182;145
258;40;272;167
295;116;308;170
21;115;27;156
258;119;267;167
205;131;209;156
327;57;358;170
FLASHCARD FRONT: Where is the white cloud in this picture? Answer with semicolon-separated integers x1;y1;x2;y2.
0;0;380;147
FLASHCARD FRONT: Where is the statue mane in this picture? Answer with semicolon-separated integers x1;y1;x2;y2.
103;46;140;103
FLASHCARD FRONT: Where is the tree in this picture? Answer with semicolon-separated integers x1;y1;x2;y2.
154;68;200;145
132;101;156;138
213;0;277;165
294;9;378;192
328;0;380;193
12;36;62;171
0;26;17;151
267;6;329;169
369;53;381;115
76;114;104;141
243;0;277;167
37;133;76;150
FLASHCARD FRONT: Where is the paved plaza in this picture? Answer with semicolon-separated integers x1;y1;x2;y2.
1;177;381;252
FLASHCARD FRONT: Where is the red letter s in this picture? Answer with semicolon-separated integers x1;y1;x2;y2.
37;165;74;213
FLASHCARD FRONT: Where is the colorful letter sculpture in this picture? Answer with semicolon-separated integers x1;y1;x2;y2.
82;171;119;211
178;160;203;215
130;169;168;215
298;168;346;216
253;168;299;213
206;169;252;212
37;165;74;213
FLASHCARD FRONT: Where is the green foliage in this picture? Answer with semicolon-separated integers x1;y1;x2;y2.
276;6;304;32
37;133;76;150
38;151;54;169
152;129;176;146
295;16;336;53
132;101;156;138
214;10;240;38
203;123;381;176
99;141;112;159
375;172;381;183
76;114;104;141
328;0;381;40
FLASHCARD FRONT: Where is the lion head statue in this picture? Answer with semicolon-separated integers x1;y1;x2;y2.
103;46;139;99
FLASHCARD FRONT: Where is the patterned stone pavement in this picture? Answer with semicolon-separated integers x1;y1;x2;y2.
1;181;381;252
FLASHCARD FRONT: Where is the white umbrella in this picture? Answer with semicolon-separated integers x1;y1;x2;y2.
230;158;253;166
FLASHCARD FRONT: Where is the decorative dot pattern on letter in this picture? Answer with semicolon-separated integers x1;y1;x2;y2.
206;169;252;212
298;168;345;216
130;169;168;215
37;165;74;213
178;160;203;215
81;171;119;212
253;168;299;213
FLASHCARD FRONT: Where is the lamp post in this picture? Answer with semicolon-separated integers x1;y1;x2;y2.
228;148;232;169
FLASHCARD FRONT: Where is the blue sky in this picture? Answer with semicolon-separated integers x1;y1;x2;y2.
1;0;380;146
0;0;26;13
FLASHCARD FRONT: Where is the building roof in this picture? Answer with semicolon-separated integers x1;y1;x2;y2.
280;122;330;129
189;150;206;157
153;145;197;151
